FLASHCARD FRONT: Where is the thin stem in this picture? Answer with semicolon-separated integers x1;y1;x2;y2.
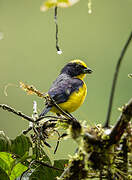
54;6;62;54
53;129;61;154
104;32;132;128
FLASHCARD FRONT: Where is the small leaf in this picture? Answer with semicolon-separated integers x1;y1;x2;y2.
0;131;11;152
40;0;80;12
11;134;32;157
0;167;10;180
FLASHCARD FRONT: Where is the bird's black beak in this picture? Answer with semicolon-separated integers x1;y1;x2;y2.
83;68;93;74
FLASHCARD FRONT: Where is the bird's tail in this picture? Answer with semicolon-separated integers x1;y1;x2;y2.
39;106;52;117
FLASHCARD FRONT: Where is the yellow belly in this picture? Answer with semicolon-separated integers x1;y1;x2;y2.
51;82;87;113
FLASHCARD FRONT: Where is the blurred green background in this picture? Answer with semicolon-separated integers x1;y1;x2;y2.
0;0;132;159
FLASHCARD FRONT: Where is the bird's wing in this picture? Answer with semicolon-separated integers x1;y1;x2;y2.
48;74;83;104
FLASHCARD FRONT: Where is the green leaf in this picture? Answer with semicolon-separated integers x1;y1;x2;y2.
40;0;80;12
0;152;13;174
0;131;11;152
29;165;54;180
29;159;68;179
0;157;10;173
0;152;28;180
11;134;32;157
0;167;10;180
0;132;32;158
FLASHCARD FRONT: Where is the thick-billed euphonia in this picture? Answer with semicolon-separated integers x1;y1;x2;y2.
39;60;92;117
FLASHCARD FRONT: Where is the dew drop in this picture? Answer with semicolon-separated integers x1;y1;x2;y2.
57;50;62;55
88;9;92;14
104;129;111;135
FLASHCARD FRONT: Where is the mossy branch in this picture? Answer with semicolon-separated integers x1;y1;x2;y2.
1;96;132;179
59;98;132;179
108;98;132;146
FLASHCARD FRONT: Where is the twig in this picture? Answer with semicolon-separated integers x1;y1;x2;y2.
104;31;132;128
107;98;132;146
54;6;62;54
0;104;34;123
23;127;33;135
35;115;68;123
59;166;70;179
23;101;38;134
53;129;61;154
20;82;45;98
32;101;38;120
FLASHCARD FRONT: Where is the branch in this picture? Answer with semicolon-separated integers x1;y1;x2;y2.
104;31;132;128
35;115;68;123
0;104;34;123
108;98;132;146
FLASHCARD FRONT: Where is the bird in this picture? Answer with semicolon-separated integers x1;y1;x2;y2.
39;59;93;117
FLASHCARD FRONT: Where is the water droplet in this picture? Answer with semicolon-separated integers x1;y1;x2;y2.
104;129;111;135
88;9;92;14
57;50;62;55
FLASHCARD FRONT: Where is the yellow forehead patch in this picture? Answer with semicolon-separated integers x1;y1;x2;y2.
70;59;87;68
